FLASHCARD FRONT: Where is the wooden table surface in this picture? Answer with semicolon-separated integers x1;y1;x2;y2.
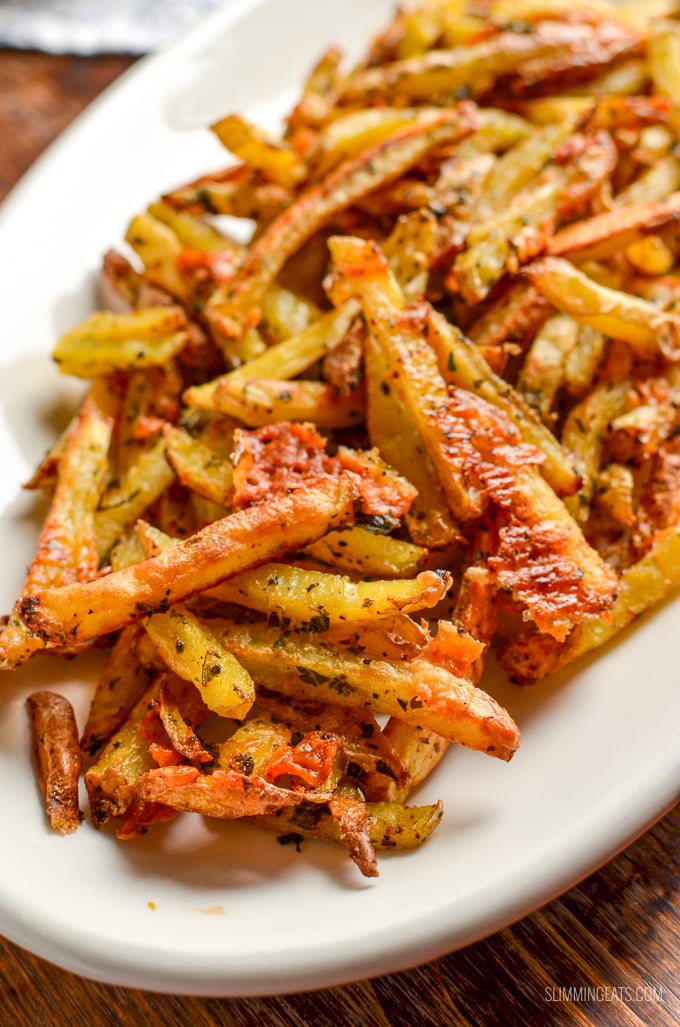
1;47;680;1027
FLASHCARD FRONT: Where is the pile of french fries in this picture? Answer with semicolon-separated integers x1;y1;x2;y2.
5;0;680;876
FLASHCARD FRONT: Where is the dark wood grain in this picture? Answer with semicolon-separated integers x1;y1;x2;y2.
1;48;679;1027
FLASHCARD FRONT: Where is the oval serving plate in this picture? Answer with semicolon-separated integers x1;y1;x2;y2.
0;0;679;997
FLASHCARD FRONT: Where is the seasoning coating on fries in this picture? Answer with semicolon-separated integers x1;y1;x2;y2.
27;692;82;834
6;0;680;877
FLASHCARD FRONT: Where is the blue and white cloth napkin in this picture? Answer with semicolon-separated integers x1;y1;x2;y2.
0;0;223;54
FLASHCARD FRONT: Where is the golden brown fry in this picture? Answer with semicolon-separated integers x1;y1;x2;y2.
0;385;115;670
136;765;306;817
211;618;520;760
517;314;579;422
206;107;476;339
18;479;357;646
25;386;114;594
500;522;680;684
561;382;630;521
80;625;154;756
338;20;641;104
210;113;306;188
157;676;213;764
362;719;449;803
52;307;189;378
191;376;366;430
523;256;680;361
547;192;680;262
27;691;82;834
211;563;451;626
364;322;460;548
305;527;431;579
248;797;443;854
95;436;175;562
144;604;255;720
162;423;234;507
84;679;166;824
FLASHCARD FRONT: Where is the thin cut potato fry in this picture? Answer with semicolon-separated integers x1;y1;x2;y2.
207;107;476;338
85;680;162;824
337;21;641;104
80;625;153;755
361;720;449;803
192;376;366;429
184;301;358;407
10;0;680;876
0;386;115;670
18;479;357;646
305;527;432;579
52;307;189;378
210;563;451;626
522;257;680;361
163;424;234;506
212;619;520;760
547;192;680;262
23;387;114;593
144;605;255;719
501;523;680;684
27;691;82;834
95;437;176;562
210;113;306;188
364;330;460;548
247;798;444;852
561;383;630;521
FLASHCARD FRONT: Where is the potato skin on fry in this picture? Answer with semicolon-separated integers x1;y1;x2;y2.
27;691;82;834
18;479;357;646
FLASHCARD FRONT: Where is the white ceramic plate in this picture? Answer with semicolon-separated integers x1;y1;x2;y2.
1;0;680;998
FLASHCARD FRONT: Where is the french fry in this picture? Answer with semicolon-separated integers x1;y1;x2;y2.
210;563;451;627
143;605;255;719
27;691;82;834
80;625;154;756
146;199;236;252
162;423;234;507
52;307;189;378
648;20;680;103
361;720;449;803
23;387;114;593
0;385;115;670
210;113;306;188
363;327;461;548
18;479;357;646
210;618;520;760
522;256;680;361
162;164;291;223
305;527;431;579
191;376;365;430
94;436;175;562
500;522;680;684
337;20;641;105
125;213;189;301
156;675;214;764
561;382;630;521
248;797;444;853
614;154;680;207
206;107;476;339
547;192;680;262
517;314;579;422
255;687;408;790
85;680;162;824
